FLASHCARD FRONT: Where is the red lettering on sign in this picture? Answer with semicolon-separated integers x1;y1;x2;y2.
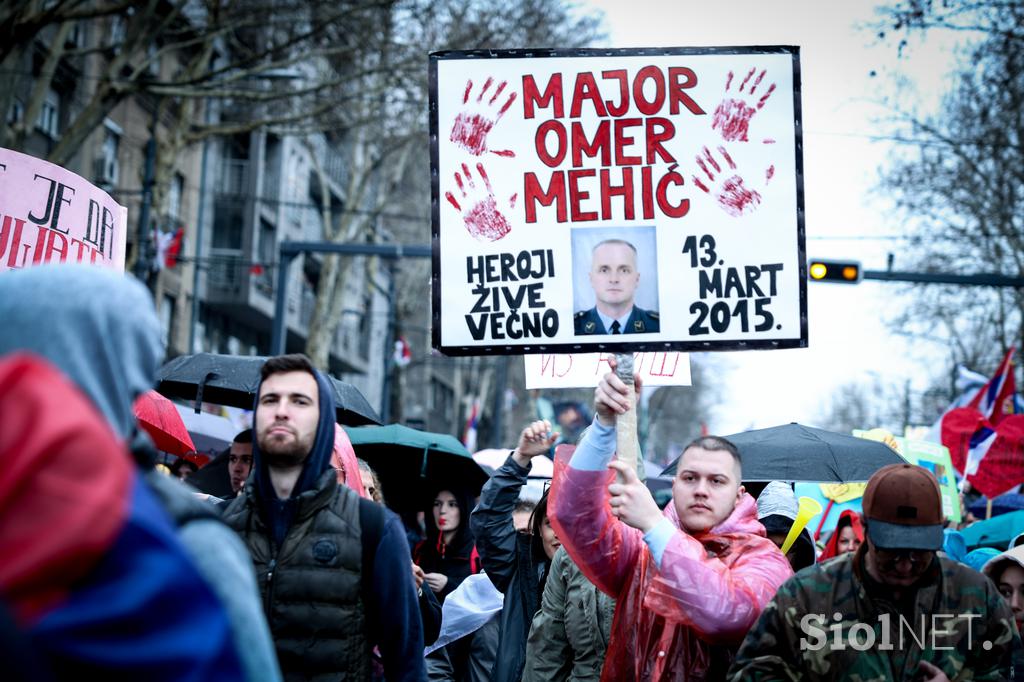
524;172;567;223
522;73;564;119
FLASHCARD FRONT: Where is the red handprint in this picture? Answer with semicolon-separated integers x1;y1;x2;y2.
444;162;516;242
449;77;517;157
711;68;776;142
692;146;767;218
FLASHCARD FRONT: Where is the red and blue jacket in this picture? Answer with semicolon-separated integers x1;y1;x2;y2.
0;353;245;680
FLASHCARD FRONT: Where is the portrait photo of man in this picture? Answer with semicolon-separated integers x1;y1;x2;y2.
573;234;660;336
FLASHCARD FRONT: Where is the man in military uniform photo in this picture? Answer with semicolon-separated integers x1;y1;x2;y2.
574;238;659;335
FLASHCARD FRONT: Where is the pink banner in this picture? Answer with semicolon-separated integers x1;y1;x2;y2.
0;147;127;272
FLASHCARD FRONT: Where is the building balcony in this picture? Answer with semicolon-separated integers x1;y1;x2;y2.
201;248;362;374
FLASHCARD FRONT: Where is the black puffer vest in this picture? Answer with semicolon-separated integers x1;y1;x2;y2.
224;468;370;681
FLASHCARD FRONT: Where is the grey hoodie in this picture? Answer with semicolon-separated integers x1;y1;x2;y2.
755;480;816;571
0;264;282;682
0;264;162;438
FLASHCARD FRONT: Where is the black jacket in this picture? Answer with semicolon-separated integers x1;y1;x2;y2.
416;487;479;602
469;455;549;682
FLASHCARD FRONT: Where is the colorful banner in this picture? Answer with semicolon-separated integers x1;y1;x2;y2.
854;429;961;524
798;430;962;537
0;147;127;271
430;47;806;355
524;351;690;389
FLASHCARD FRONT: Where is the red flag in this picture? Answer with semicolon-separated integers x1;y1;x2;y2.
965;415;1024;499
941;407;988;475
967;347;1016;425
462;398;480;452
154;227;183;270
393;336;412;367
164;227;183;268
941;348;1017;476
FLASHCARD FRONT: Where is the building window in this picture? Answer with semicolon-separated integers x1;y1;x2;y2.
6;99;24;125
109;15;126;50
36;88;60;139
166;173;184;224
212;201;244;250
66;21;84;49
95;125;120;187
160;294;176;347
255;218;275;295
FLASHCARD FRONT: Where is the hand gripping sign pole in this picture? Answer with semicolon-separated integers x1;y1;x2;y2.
614;353;640;481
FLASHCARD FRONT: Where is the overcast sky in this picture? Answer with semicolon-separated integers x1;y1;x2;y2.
577;0;960;435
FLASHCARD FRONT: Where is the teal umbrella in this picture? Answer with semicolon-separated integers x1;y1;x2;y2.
343;424;488;512
960;510;1024;551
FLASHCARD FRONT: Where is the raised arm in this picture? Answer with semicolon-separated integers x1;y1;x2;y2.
550;365;645;598
471;421;557;593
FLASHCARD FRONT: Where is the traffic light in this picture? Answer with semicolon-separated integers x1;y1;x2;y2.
808;259;861;283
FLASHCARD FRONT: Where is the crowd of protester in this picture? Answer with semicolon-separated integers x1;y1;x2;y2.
2;265;1023;680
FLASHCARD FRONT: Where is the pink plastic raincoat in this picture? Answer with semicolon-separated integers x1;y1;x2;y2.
549;450;792;681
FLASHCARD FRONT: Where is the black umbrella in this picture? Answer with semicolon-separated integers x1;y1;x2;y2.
661;422;905;483
343;424;489;513
155;353;380;426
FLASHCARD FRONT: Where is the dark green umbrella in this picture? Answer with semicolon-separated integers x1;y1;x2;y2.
343;424;488;513
661;422;905;482
156;353;380;426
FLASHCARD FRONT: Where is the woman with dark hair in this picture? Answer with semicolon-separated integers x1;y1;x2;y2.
470;420;561;682
169;456;198;481
415;486;480;602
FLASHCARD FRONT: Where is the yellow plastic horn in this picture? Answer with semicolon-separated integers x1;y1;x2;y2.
780;496;823;555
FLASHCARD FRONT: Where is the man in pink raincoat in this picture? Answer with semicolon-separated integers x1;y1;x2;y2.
549;364;793;680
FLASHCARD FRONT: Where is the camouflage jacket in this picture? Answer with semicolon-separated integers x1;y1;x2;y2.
729;547;1021;681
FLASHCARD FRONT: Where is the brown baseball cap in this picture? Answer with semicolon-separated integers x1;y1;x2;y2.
862;463;944;551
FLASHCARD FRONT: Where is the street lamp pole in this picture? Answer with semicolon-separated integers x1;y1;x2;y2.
134;105;159;286
188;98;214;354
270;241;432;354
270;241;431;423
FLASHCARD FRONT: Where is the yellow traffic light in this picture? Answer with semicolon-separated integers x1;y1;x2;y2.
808;259;861;283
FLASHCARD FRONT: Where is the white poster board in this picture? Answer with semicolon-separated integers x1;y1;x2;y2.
0;147;127;271
430;47;806;356
524;351;691;389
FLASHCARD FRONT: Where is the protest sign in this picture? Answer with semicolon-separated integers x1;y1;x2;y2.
524;351;690;389
0;147;127;271
855;428;961;524
430;47;805;356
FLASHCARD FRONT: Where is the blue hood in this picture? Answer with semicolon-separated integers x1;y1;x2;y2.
251;367;337;547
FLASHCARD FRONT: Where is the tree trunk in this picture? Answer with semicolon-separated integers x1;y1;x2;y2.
306;252;345;369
